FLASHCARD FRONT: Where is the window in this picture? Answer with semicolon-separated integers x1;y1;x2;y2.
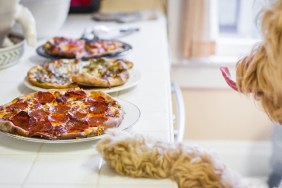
169;0;270;88
219;0;265;38
217;0;268;57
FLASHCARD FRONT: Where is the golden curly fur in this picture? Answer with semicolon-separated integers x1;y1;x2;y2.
236;0;282;124
96;129;249;188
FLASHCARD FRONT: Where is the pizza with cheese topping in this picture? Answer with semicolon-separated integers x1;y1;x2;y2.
27;58;133;89
42;36;125;59
72;58;133;87
43;37;85;59
85;40;124;58
0;89;123;140
27;59;80;89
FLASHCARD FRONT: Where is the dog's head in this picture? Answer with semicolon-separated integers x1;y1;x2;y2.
222;0;282;124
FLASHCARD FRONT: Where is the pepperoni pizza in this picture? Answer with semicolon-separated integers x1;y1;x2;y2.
0;89;123;140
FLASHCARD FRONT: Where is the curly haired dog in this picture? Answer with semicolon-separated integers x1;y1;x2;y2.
221;0;282;125
220;1;282;187
96;129;250;188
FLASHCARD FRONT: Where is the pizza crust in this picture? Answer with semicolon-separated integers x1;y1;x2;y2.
0;119;29;137
0;118;123;140
29;126;101;140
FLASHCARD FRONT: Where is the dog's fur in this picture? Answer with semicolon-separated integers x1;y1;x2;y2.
96;129;250;188
236;0;282;124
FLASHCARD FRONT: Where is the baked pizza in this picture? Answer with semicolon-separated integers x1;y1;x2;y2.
27;59;80;89
72;58;133;87
27;58;133;89
0;89;123;140
85;40;124;57
43;37;85;59
42;36;126;59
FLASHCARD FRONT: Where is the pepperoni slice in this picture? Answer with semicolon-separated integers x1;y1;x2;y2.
48;113;69;123
11;111;31;131
87;116;107;127
65;118;89;131
97;96;106;102
89;102;108;114
85;96;107;104
68;109;87;119
29;110;49;121
52;125;67;136
50;103;70;114
6;100;28;111
64;90;86;100
30;120;53;134
34;91;55;104
86;96;106;103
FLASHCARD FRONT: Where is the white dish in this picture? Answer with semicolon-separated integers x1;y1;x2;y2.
0;99;141;143
23;69;142;93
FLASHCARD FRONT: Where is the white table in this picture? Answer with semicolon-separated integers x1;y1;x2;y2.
0;14;177;188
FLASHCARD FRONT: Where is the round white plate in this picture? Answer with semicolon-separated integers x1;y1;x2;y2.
24;69;142;93
0;99;141;143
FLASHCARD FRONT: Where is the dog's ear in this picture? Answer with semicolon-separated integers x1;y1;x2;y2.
236;44;267;95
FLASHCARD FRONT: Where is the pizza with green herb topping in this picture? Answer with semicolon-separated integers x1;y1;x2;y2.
27;58;133;89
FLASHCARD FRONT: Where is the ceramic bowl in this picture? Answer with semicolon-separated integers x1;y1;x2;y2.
0;34;24;69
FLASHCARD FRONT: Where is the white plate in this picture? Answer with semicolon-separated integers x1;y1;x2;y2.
0;99;141;143
23;69;142;93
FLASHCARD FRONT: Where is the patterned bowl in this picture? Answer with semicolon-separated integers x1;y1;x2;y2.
0;34;24;69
